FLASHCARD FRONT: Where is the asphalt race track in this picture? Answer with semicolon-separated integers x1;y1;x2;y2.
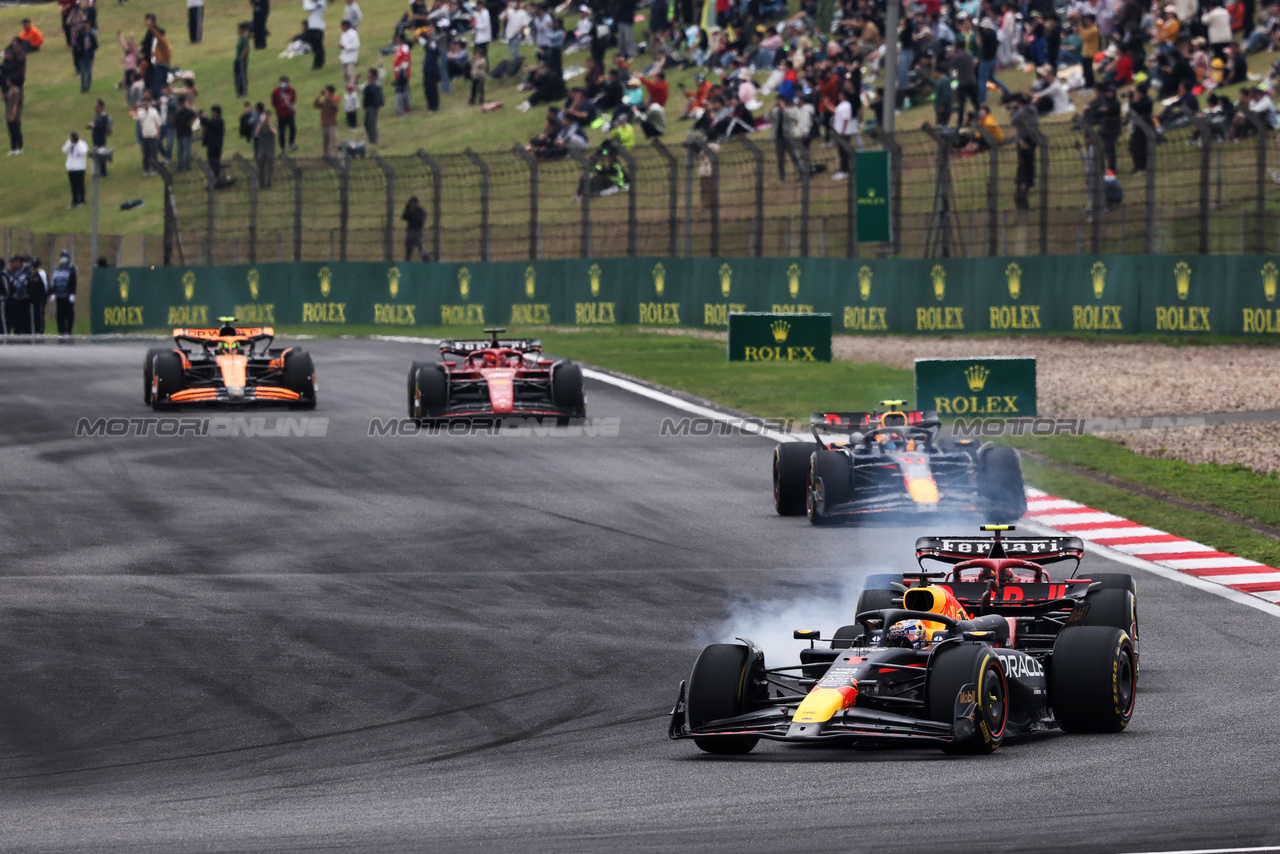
0;338;1277;854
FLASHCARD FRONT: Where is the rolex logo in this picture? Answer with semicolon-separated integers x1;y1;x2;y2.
319;266;332;298
1263;262;1277;303
858;265;873;302
387;267;400;299
652;262;666;297
118;271;130;303
965;364;990;392
588;263;601;297
182;270;196;302
458;267;471;299
931;264;946;302
771;319;791;342
524;266;536;300
1006;262;1022;300
1174;260;1191;301
787;263;801;298
719;263;732;297
1091;260;1107;299
248;268;260;300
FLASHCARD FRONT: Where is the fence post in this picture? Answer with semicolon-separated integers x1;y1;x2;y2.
682;142;695;256
974;126;999;257
879;131;903;256
372;152;395;263
1013;115;1049;256
1238;109;1269;254
416;149;444;262
921;123;955;258
790;138;811;257
514;145;539;259
158;163;177;265
1075;118;1105;254
569;150;593;258
190;158;217;265
738;136;765;257
651;140;679;257
464;149;491;262
833;135;857;258
326;156;350;262
279;154;303;261
1190;115;1213;254
615;145;639;257
229;155;259;263
699;141;721;257
1128;115;1159;254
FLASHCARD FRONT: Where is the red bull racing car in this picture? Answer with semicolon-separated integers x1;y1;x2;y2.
772;400;1026;524
144;318;317;410
407;328;586;422
669;526;1137;755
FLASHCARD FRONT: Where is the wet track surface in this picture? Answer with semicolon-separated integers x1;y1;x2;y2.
0;339;1277;853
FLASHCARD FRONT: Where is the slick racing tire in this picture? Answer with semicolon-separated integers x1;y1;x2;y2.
412;363;449;420
854;587;900;621
551;360;586;417
927;642;1008;755
1079;587;1139;667
143;348;165;404
283;349;317;409
807;449;850;526
831;624;865;650
1050;626;1136;733
1087;573;1137;594
150;350;185;410
773;442;812;516
978;445;1028;523
407;361;429;418
687;643;763;755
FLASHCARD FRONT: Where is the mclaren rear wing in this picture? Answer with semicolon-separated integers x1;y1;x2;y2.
172;327;275;345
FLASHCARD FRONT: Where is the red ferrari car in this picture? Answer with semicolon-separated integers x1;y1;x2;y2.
407;328;586;422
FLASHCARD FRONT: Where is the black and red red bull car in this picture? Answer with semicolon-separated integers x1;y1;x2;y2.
144;318;316;410
772;400;1026;525
669;527;1138;756
407;328;586;423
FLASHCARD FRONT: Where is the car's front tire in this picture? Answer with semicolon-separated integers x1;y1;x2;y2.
150;351;184;411
284;349;317;409
927;642;1008;754
143;347;165;404
687;643;764;755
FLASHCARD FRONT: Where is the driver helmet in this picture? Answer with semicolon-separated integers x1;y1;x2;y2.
877;432;905;450
886;619;929;649
483;352;499;366
216;340;242;355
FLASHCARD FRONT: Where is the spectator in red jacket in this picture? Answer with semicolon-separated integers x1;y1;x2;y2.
640;69;668;107
270;75;298;151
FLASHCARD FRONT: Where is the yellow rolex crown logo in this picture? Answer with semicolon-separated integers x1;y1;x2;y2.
858;265;873;302
1174;260;1191;301
931;264;946;302
248;268;260;300
588;263;601;297
965;364;990;392
118;271;130;303
318;266;332;298
387;267;401;299
787;263;801;298
458;267;471;299
1005;262;1022;300
182;269;196;302
1091;260;1107;300
867;188;876;198
524;266;536;300
652;262;666;297
719;263;733;297
1263;261;1277;303
771;319;791;342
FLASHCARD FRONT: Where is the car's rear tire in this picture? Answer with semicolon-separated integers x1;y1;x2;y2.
773;442;812;516
978;445;1027;523
1087;573;1137;594
807;449;850;526
1050;626;1136;733
143;348;165;404
413;363;449;420
1079;586;1139;666
551;361;585;416
150;351;185;410
855;587;900;620
927;642;1008;754
687;643;763;755
831;624;865;649
284;349;316;409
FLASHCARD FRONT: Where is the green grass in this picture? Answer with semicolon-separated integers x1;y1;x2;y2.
1022;457;1280;567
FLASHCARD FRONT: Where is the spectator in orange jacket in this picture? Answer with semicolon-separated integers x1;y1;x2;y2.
17;19;43;53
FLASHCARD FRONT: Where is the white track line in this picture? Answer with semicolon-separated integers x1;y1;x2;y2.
1118;847;1280;854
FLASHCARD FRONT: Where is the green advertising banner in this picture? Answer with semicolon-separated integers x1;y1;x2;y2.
915;357;1038;417
92;255;1280;337
854;151;892;244
727;312;833;362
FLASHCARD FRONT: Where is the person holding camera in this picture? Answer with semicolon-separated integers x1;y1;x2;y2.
62;131;89;209
86;99;112;176
314;84;339;157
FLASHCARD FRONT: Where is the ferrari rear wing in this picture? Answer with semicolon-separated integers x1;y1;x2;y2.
915;534;1085;565
439;338;543;355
